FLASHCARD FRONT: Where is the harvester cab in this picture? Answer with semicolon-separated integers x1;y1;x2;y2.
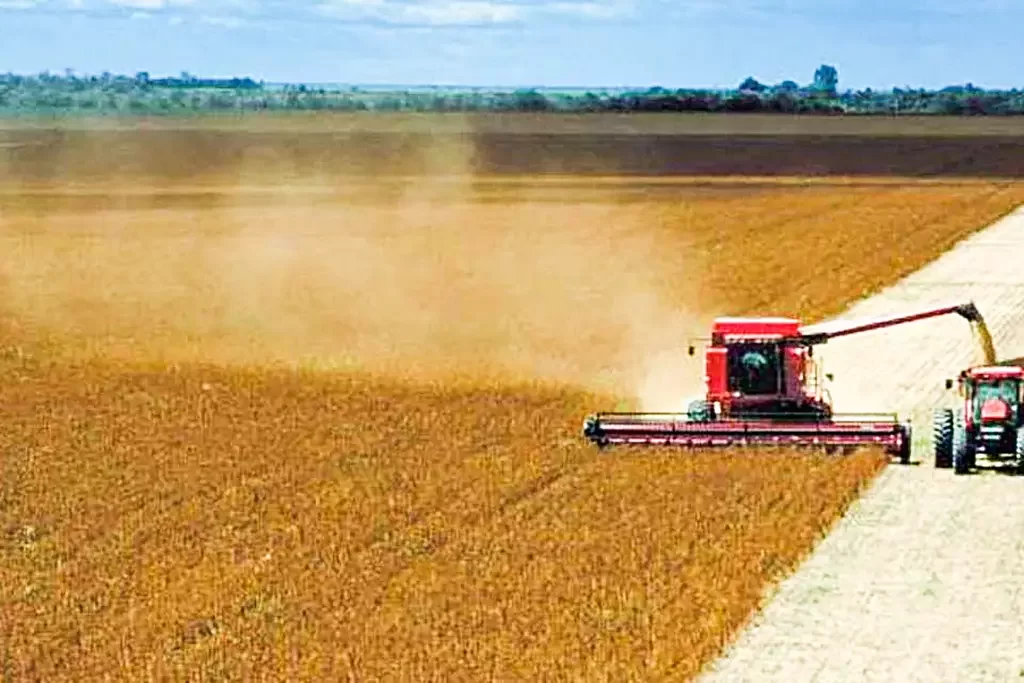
583;300;992;463
934;365;1024;474
682;317;833;423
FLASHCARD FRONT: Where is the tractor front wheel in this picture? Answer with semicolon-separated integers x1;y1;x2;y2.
933;408;953;469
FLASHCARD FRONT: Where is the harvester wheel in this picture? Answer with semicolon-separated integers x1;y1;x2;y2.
687;399;712;423
582;416;605;448
897;424;912;465
952;411;973;475
933;408;953;469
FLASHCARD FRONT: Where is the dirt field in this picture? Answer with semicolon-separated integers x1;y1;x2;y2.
2;116;1023;679
6;113;1024;182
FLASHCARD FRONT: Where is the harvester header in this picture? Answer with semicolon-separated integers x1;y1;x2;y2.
583;300;994;462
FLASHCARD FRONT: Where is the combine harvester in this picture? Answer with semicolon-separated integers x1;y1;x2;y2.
583;301;995;463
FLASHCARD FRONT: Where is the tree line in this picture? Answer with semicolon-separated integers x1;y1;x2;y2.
2;66;1023;116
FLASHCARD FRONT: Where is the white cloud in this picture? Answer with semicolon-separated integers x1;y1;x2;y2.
545;1;634;19
200;13;246;26
105;0;196;8
318;0;524;25
107;0;162;7
316;0;637;25
661;0;1019;18
0;0;635;25
403;1;519;24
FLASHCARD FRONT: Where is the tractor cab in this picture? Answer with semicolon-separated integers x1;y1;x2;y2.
950;366;1024;429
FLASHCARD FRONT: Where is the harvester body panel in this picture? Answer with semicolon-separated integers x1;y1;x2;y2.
706;348;728;396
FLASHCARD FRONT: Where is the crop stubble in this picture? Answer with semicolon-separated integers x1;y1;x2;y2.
2;120;1023;680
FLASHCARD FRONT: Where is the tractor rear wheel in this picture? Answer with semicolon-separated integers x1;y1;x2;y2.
933;408;953;469
953;411;974;475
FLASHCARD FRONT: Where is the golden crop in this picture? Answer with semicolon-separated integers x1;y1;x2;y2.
2;118;1022;680
0;358;888;680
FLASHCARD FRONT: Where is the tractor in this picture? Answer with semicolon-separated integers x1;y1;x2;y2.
933;365;1024;474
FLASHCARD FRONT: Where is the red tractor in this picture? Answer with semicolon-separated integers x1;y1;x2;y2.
933;365;1024;474
583;301;991;463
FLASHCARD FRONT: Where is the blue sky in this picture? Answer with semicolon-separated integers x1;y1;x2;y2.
1;0;1021;89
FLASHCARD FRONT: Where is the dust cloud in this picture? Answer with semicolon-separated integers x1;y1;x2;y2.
0;125;709;406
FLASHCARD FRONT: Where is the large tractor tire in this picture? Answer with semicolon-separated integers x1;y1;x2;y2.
952;410;975;475
933;408;953;469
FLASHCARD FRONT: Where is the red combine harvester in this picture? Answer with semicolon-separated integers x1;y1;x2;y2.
583;301;990;463
934;364;1024;474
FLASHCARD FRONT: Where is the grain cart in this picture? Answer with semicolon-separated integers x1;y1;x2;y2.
934;365;1024;474
583;301;993;463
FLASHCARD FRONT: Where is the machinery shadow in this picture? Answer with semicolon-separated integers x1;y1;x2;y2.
951;458;1023;476
972;461;1022;476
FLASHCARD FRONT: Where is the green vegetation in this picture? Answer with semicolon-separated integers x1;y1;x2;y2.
3;65;1024;116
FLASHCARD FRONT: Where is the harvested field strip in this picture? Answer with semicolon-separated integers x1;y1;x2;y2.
3;175;1020;194
698;205;1024;683
6;112;1024;135
7;122;1024;181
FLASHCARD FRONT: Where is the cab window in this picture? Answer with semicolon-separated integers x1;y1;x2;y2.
727;344;781;396
972;379;1020;420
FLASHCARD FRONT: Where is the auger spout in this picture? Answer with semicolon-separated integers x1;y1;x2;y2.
968;314;997;367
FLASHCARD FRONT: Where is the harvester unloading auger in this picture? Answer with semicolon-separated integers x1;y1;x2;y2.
583;301;994;463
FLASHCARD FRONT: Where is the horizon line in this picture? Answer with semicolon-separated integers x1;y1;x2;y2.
7;72;1017;94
